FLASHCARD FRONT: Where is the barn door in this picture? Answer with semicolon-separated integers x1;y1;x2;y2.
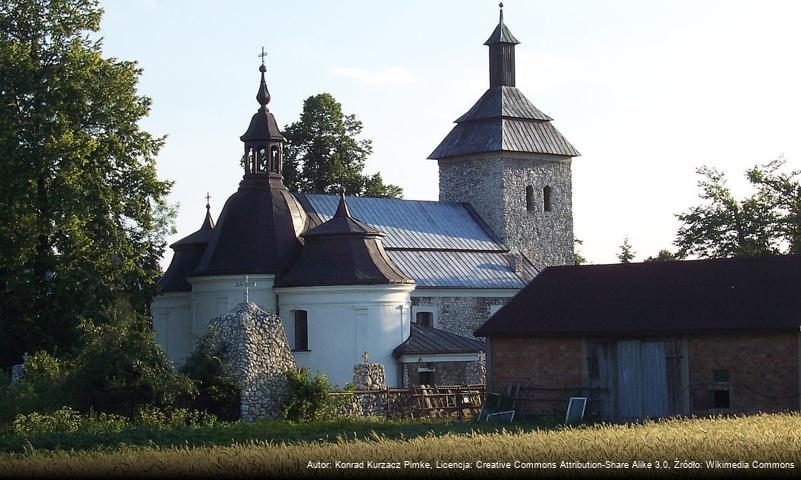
615;340;669;419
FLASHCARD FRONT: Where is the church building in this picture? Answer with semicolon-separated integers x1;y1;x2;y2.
151;7;579;388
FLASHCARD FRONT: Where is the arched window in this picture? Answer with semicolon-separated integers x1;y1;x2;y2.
270;146;280;173
543;185;553;212
293;310;308;351
525;186;534;212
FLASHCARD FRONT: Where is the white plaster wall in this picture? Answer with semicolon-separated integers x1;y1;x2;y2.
151;292;193;366
275;284;414;388
188;274;276;338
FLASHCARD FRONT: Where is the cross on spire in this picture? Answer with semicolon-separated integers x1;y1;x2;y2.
205;192;211;210
258;46;268;66
235;275;256;303
362;351;370;364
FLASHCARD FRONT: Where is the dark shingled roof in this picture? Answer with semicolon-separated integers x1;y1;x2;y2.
475;256;801;337
484;8;520;45
394;323;486;357
428;87;579;159
274;194;414;288
192;174;306;277
159;208;215;292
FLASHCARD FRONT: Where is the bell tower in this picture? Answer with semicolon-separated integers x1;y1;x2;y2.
428;4;580;271
240;52;285;180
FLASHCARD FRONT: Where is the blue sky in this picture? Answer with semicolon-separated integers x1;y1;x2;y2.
99;0;801;265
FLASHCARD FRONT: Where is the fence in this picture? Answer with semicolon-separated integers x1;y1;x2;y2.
331;384;486;420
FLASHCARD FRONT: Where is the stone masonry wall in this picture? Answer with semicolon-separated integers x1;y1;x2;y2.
412;295;510;338
439;155;574;271
204;302;296;421
687;333;799;415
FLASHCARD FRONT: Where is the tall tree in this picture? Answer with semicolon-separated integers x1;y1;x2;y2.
644;249;677;262
0;0;173;368
675;165;783;259
617;237;636;263
282;93;402;198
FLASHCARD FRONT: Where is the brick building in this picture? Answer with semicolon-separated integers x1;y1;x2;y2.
475;255;801;420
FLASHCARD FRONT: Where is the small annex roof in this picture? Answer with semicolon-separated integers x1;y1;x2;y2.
475;255;801;337
294;193;536;289
159;204;216;293
394;323;486;358
274;193;414;288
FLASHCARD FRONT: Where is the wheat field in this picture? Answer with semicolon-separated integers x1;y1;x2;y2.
1;414;800;478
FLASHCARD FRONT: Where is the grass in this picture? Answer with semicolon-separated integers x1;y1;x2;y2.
1;414;801;477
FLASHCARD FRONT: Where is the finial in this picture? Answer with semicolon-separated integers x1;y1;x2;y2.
256;47;271;107
499;2;504;23
334;190;352;218
235;275;256;303
205;192;211;211
362;351;369;364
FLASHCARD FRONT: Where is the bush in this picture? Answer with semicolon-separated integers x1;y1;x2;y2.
0;352;69;428
12;407;128;435
180;325;241;421
283;367;338;422
133;406;217;429
65;314;196;417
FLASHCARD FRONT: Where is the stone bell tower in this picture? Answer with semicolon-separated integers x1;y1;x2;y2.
428;4;580;271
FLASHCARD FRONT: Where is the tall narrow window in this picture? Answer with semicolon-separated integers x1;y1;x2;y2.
294;310;308;351
525;186;534;212
543;185;553;212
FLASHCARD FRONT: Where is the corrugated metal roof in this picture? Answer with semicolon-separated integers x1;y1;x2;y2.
297;194;506;252
387;250;534;289
455;86;552;123
394;323;486;357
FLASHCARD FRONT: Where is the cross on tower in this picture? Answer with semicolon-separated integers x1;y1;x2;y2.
205;192;211;209
258;46;268;66
362;351;369;364
235;275;256;303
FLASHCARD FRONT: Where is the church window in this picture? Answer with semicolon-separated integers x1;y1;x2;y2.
415;311;433;328
294;310;308;351
543;185;553;212
525;186;534;212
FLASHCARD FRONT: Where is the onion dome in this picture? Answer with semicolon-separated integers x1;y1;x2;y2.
191;61;306;277
274;193;414;287
158;202;215;292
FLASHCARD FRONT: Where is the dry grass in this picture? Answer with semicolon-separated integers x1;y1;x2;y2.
1;414;800;478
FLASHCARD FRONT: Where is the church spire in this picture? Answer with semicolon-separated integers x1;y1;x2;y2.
240;48;285;177
485;2;520;87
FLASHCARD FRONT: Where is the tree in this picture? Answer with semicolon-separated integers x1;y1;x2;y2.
573;237;587;265
617;237;636;263
0;0;173;369
674;162;792;259
644;249;677;262
282;93;402;198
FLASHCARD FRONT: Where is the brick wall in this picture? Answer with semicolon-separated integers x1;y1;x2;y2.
489;336;583;412
688;332;799;415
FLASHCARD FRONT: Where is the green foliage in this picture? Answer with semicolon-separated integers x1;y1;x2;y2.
282;93;402;198
180;326;241;421
0;0;175;369
616;237;636;263
283;367;337;422
65;312;196;417
573;237;587;265
132;406;217;430
644;249;677;262
0;352;68;427
12;407;127;435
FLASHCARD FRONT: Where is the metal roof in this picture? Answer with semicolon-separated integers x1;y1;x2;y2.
484;8;520;45
388;250;533;289
297;194;506;252
394;323;486;357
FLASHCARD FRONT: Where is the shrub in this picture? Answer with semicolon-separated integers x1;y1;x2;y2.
65;314;196;417
283;367;338;422
0;352;69;428
180;325;241;421
133;406;218;429
12;407;128;435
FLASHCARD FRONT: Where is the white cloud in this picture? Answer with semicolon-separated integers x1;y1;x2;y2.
330;66;417;86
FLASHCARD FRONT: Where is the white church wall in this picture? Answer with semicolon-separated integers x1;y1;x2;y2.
151;292;193;366
275;284;414;388
188;274;276;338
